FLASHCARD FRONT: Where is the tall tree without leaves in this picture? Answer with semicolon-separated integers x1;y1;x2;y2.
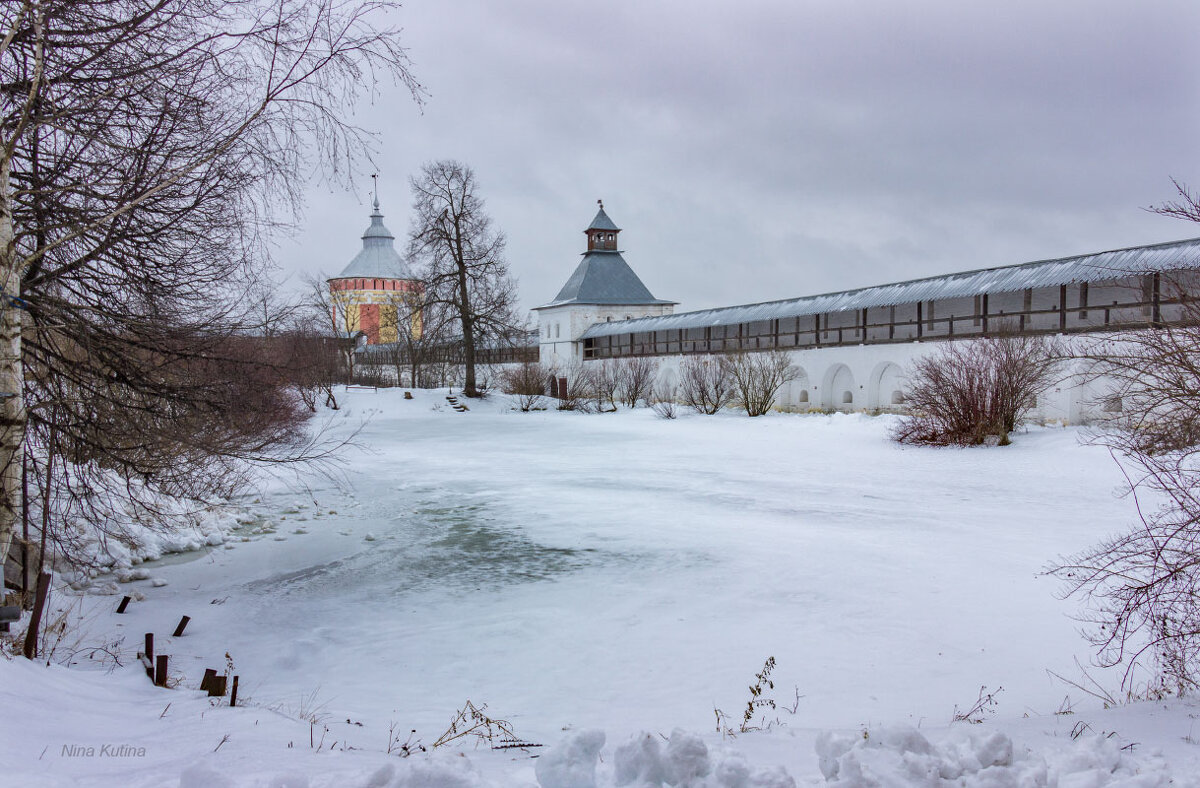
407;161;520;398
0;0;420;570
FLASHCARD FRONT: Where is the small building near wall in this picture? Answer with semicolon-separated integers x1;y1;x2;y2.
533;203;676;375
328;198;423;345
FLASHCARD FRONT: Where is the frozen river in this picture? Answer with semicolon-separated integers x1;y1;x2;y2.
119;387;1140;750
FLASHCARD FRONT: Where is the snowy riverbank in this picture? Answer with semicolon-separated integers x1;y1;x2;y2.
4;387;1200;785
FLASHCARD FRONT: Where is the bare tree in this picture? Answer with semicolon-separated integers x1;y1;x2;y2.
407;161;520;398
679;355;736;415
726;350;797;417
304;272;360;384
617;356;659;408
891;334;1060;446
0;0;420;572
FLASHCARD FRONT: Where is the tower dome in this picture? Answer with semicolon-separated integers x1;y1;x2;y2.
327;198;423;345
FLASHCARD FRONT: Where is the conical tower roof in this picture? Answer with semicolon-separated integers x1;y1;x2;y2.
535;206;675;309
331;198;415;280
587;206;620;232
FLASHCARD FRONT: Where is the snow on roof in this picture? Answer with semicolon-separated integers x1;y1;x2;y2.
580;237;1200;339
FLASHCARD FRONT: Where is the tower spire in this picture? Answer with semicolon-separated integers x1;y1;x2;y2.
371;173;379;210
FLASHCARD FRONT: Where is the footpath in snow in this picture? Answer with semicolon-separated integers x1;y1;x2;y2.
3;387;1199;786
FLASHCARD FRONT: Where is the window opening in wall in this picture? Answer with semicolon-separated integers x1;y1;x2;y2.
798;390;809;403
1079;282;1089;319
555;324;560;338
1102;396;1123;413
842;391;853;404
891;390;905;405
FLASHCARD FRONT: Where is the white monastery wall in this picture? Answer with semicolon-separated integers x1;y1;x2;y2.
599;336;1113;424
538;303;674;368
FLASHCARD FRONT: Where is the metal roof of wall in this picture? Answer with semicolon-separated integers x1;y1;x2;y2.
580;237;1200;339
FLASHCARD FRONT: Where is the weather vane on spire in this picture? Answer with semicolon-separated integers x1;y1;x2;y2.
598;198;604;210
372;173;379;209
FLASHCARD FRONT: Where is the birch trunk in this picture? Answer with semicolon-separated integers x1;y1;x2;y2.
0;158;24;570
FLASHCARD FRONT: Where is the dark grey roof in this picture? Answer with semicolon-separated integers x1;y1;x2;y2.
580;236;1200;339
587;207;620;232
330;199;415;281
535;250;676;309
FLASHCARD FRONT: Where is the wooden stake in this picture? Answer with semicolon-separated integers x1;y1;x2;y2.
22;571;50;660
172;615;190;637
230;675;239;707
144;632;154;662
154;654;168;687
200;668;217;693
116;596;131;614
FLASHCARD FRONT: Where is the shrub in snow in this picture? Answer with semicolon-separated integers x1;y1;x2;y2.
499;361;549;411
617;356;659;408
726;350;797;418
891;333;1059;446
679;356;735;415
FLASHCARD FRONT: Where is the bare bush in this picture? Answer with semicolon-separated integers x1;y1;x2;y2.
1048;304;1200;694
617;357;659;408
727;350;797;417
651;380;678;419
590;361;620;412
891;334;1060;446
553;366;595;412
679;355;736;415
499;362;548;412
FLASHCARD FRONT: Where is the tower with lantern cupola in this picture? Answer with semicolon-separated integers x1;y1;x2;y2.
533;202;676;370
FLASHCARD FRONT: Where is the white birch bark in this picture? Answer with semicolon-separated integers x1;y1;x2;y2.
0;158;23;569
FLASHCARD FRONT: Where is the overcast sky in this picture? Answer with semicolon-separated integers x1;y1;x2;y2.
280;0;1200;317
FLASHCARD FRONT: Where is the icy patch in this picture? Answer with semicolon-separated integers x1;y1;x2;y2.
245;504;632;601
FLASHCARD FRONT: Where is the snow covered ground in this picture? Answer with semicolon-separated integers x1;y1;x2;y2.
4;387;1200;786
